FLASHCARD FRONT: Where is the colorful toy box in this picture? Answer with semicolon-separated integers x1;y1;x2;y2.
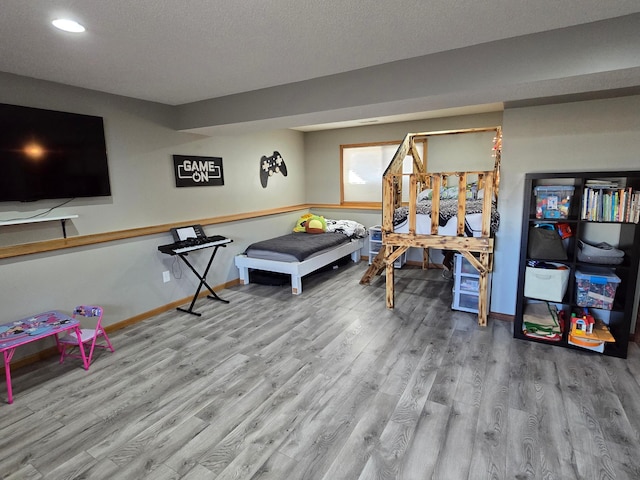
534;186;575;219
575;267;621;310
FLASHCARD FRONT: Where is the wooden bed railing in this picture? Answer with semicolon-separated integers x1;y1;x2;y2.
360;127;502;326
385;171;495;237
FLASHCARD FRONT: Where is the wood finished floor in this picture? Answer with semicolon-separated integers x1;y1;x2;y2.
2;262;640;480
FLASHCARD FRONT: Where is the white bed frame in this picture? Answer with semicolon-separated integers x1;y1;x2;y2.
235;238;364;294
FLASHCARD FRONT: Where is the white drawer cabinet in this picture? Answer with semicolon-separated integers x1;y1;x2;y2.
369;225;406;268
452;253;490;313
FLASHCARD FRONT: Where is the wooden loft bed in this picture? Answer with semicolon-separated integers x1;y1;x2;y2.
360;126;502;326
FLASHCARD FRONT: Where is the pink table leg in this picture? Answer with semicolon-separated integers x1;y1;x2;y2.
74;326;89;370
4;348;16;404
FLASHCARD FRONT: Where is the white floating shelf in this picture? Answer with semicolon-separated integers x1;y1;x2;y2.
0;215;78;238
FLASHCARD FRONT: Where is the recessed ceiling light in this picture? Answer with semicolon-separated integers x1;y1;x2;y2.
52;19;86;33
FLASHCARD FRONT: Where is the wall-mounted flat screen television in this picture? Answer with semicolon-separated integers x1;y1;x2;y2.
0;103;111;202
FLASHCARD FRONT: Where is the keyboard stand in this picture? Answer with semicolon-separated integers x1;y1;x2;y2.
175;244;230;316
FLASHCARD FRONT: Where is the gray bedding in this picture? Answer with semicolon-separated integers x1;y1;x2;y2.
244;232;350;262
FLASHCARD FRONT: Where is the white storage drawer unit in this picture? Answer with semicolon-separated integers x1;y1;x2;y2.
452;253;491;314
368;225;406;268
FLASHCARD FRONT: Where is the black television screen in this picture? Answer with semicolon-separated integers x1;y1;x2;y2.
0;103;111;202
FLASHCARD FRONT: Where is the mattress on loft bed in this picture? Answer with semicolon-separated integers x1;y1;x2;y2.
244;232;353;262
393;198;500;237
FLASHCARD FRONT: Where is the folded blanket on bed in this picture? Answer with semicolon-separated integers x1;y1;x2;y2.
325;219;367;238
244;232;351;262
393;198;500;234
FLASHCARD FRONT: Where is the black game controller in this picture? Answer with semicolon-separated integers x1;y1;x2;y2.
260;151;287;188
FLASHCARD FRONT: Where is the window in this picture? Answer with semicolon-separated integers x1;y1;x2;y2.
341;141;424;205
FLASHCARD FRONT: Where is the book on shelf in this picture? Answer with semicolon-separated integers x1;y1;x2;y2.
585;179;621;189
632;192;640;223
581;185;639;223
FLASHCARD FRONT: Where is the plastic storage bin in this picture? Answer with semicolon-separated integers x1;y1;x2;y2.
459;278;480;291
575;267;621;310
459;256;478;274
368;225;405;268
524;263;570;302
451;253;490;314
453;292;480;313
534;186;575;219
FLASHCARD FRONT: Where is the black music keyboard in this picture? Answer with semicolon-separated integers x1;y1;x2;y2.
158;235;232;255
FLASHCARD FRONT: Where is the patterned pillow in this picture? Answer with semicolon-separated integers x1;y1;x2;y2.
440;185;458;199
417;189;433;202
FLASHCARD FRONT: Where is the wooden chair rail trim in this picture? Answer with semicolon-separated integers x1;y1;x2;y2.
0;203;377;259
319;202;382;210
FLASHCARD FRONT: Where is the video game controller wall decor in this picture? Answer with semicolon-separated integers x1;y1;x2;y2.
260;151;287;188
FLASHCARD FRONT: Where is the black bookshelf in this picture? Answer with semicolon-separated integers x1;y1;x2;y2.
514;171;640;358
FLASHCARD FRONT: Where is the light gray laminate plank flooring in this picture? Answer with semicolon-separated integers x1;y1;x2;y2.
2;262;640;479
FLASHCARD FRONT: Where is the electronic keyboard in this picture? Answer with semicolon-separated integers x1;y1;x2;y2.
158;235;231;255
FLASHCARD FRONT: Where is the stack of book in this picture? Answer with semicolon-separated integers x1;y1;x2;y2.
581;180;640;223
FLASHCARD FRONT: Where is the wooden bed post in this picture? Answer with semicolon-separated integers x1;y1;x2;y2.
492;127;502;202
477;252;490;327
422;248;429;269
409;174;417;235
385;245;395;308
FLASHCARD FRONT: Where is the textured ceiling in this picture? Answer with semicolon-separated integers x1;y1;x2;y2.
2;0;640;106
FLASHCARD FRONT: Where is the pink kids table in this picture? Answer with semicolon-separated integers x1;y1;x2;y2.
0;311;88;404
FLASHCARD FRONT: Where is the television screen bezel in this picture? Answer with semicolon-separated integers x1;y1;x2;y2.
0;102;112;203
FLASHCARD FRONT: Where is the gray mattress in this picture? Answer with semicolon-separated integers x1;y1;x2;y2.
244;232;350;262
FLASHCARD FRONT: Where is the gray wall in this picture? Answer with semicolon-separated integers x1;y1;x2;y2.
2;70;639;361
0;73;306;240
497;96;640;325
304;111;504;301
305;98;640;320
0;73;306;359
304;112;503;204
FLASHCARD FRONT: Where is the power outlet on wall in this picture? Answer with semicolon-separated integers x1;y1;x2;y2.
162;271;171;283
